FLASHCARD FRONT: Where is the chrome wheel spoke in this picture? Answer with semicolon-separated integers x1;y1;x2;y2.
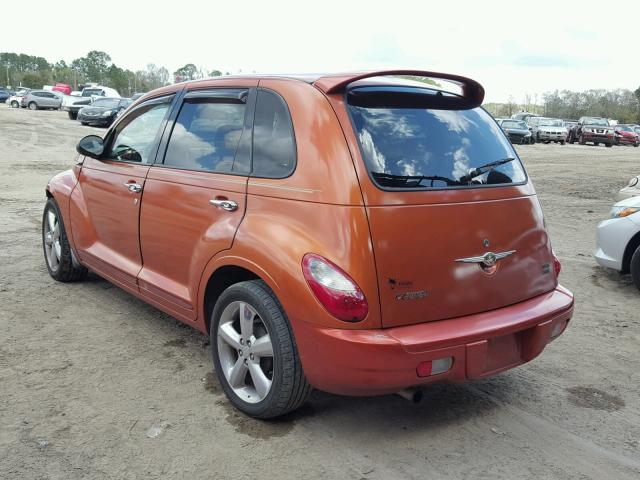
218;322;242;350
248;361;272;399
54;241;62;260
217;300;274;404
227;357;248;388
48;243;59;268
47;211;56;232
250;335;273;358
239;302;255;339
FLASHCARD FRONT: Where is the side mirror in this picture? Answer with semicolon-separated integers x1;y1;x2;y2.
77;135;104;158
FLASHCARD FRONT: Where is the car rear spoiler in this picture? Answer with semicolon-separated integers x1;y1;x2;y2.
313;70;485;108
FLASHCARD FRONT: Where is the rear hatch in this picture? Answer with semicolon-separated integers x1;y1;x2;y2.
346;86;558;328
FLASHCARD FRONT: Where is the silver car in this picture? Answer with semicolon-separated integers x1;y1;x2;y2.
22;90;63;110
530;117;567;144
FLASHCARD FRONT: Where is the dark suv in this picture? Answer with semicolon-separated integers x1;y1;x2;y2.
567;117;615;147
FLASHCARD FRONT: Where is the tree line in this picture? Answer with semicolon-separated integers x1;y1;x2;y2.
485;87;640;123
0;51;226;96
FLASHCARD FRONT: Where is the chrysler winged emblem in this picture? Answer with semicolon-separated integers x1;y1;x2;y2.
455;250;516;267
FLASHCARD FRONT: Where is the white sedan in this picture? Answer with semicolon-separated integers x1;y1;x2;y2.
618;175;640;200
595;196;640;289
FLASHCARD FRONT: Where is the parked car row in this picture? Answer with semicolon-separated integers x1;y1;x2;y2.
3;83;144;128
496;114;640;147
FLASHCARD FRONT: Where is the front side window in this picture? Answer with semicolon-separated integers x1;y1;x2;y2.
163;96;246;173
348;87;527;189
251;90;296;178
105;97;172;163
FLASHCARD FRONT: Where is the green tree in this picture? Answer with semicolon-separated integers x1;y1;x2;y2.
173;63;198;82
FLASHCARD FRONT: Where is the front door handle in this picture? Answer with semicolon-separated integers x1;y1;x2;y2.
123;182;142;193
209;198;238;211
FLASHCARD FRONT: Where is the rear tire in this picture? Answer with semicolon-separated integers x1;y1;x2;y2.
28;102;38;110
631;246;640;291
210;280;311;419
42;197;88;282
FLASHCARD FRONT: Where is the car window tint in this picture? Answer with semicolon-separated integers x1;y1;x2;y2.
164;100;246;173
251;90;296;178
106;100;171;163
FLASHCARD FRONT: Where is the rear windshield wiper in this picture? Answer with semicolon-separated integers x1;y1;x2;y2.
459;157;515;184
372;172;459;188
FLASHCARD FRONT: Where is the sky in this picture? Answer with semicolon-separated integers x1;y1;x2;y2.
1;0;636;103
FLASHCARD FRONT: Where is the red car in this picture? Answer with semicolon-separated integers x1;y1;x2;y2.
43;70;574;418
614;125;640;147
52;83;72;96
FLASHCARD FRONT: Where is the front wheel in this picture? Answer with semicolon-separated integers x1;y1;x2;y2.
68;111;77;120
10;100;19;108
42;197;88;282
605;143;613;148
579;134;585;145
211;280;311;418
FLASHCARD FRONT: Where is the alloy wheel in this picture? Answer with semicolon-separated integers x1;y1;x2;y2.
43;209;61;272
216;301;274;403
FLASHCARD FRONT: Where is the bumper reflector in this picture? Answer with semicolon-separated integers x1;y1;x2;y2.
550;320;567;339
417;357;453;377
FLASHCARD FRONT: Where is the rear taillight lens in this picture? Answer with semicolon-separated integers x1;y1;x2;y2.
302;253;368;322
552;252;561;277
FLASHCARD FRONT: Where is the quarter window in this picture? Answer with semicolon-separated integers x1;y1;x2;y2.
105;97;173;163
251;90;296;178
164;96;247;173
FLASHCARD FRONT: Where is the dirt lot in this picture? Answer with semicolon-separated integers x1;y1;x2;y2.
1;106;639;480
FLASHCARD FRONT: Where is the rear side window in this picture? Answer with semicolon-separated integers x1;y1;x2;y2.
251;90;296;178
348;87;527;190
164;96;247;173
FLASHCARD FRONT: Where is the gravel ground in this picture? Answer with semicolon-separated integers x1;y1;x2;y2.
1;106;639;480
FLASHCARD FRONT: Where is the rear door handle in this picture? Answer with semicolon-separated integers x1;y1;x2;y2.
209;199;238;211
123;182;142;193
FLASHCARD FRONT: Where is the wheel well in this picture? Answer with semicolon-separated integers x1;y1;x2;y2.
622;231;640;274
203;266;259;333
45;189;52;198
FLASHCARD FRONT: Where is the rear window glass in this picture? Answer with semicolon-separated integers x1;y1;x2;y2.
348;88;527;189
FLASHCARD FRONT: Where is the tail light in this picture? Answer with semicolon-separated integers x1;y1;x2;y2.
552;252;561;277
302;253;368;322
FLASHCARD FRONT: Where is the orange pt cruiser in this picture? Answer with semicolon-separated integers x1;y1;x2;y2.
43;70;574;418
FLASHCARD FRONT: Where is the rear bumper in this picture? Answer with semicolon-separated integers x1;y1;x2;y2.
296;286;574;396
